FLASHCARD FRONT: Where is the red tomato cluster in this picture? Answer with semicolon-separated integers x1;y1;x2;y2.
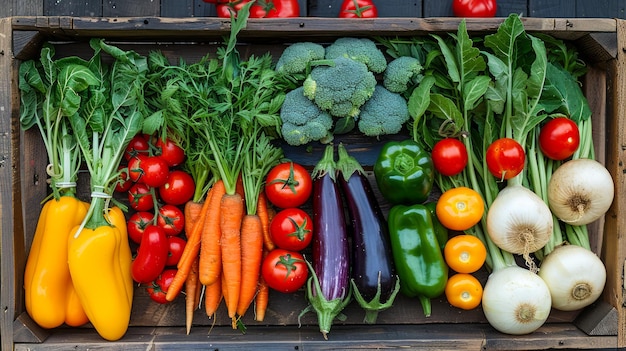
116;135;195;304
261;162;313;294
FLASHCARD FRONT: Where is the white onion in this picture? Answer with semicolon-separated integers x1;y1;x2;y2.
548;158;614;226
482;266;552;335
486;185;553;260
538;244;606;311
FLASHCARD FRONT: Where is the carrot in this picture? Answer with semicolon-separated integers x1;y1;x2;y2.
199;180;226;286
254;268;270;322
236;214;264;318
257;191;275;251
177;191;212;270
184;201;203;239
219;192;244;320
204;275;223;319
166;188;214;301
185;257;200;335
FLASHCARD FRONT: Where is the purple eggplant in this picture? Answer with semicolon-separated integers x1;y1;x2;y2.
301;144;351;340
337;143;400;324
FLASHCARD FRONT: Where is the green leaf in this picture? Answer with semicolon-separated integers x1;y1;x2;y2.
542;62;592;123
432;34;460;84
484;14;526;67
408;75;436;120
427;93;463;134
143;110;164;135
463;76;491;111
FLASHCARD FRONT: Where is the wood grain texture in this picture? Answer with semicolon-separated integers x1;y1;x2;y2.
102;0;159;17
43;0;102;16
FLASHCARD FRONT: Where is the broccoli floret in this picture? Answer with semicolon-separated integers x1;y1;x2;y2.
357;85;410;137
280;87;334;146
302;57;376;119
276;42;326;75
383;56;423;94
324;37;388;74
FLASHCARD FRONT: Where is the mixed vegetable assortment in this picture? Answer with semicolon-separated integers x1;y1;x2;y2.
19;6;613;343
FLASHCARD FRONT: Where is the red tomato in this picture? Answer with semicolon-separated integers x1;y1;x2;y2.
125;135;150;161
270;208;313;251
339;0;378;18
127;155;147;183
485;138;525;180
132;225;169;284
128;183;155;211
452;0;497;17
127;211;155;244
155;138;185;167
261;249;309;293
158;170;195;205
539;117;580;160
432;138;468;176
157;204;185;237
166;236;187;267
147;269;177;304
140;156;170;188
265;162;312;209
114;166;133;193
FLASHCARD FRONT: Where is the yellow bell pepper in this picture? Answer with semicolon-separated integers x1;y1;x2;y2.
23;196;89;329
68;205;133;341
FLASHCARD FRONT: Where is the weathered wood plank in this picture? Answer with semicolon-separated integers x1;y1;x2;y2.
161;0;194;17
102;0;159;17
602;18;626;348
577;0;621;18
1;16;21;351
43;0;103;17
9;17;618;42
12;324;618;351
0;0;42;17
529;0;575;17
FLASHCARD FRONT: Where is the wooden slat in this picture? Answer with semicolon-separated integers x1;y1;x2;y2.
1;0;43;17
529;0;575;17
193;0;217;17
603;18;626;348
161;0;194;18
12;324;618;350
102;0;159;17
44;0;103;17
576;0;620;18
8;17;619;43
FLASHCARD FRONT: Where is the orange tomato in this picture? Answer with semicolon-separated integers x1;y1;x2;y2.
444;234;487;273
445;273;483;310
435;187;484;231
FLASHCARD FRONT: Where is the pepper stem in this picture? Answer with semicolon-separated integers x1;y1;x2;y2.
418;295;432;317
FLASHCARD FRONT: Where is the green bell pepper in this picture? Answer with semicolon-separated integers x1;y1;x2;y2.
373;140;434;205
388;204;448;317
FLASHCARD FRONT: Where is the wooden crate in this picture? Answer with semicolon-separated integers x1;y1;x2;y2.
1;16;624;351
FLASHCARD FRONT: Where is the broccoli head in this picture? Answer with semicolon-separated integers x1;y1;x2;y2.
280;87;334;146
302;57;376;119
324;37;388;74
357;85;410;137
383;56;424;94
275;42;326;75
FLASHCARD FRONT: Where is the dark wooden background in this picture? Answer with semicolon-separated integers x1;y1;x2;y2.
0;0;625;18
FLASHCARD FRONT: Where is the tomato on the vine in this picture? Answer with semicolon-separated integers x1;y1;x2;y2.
127;155;147;183
159;170;195;206
155;138;185;167
157;204;185;237
432;138;468;176
128;183;155;212
114;166;133;193
539;117;580;160
452;0;496;17
125;135;150;161
265;162;312;209
436;187;484;231
138;156;170;188
127;211;155;244
147;269;177;304
166;236;187;267
270;208;313;251
261;249;308;293
445;273;483;310
485;137;525;180
444;234;487;273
